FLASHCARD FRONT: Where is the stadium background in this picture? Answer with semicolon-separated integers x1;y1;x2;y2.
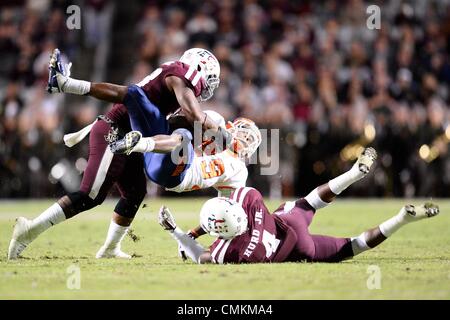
0;0;449;200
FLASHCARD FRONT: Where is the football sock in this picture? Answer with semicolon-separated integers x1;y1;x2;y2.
132;137;155;153
379;206;415;237
102;220;128;249
350;233;370;255
57;73;91;95
351;206;418;255
171;227;206;263
305;188;329;209
30;203;66;237
328;160;366;195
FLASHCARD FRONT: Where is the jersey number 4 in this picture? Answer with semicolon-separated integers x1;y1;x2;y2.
262;230;281;258
200;159;225;179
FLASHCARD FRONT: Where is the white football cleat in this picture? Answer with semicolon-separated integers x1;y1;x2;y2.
95;246;132;259
356;147;377;175
402;203;439;221
8;217;35;260
109;131;142;155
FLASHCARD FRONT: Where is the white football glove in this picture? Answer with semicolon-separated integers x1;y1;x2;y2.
158;206;177;231
48;49;72;92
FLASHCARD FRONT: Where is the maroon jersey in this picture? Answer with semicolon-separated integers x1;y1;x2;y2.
105;103;131;131
209;187;297;264
137;61;205;116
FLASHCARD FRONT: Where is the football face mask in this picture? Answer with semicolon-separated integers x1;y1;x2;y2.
227;118;262;159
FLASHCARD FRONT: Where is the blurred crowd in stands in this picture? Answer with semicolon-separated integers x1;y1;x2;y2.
1;0;449;199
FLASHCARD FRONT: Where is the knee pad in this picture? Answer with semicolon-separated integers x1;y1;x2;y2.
67;191;99;214
114;194;145;219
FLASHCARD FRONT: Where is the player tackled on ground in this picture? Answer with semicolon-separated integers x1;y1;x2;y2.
110;116;261;197
158;148;439;264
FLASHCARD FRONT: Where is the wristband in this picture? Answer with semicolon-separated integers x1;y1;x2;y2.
188;229;199;239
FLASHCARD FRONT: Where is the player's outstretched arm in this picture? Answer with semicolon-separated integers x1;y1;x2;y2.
158;206;210;264
48;48;127;103
178;225;208;261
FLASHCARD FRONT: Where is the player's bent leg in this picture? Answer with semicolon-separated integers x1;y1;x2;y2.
7;192;97;260
109;131;143;155
304;147;377;210
275;200;317;261
123;85;169;137
95;199;144;259
145;128;194;188
350;202;439;256
110;131;182;155
95;214;133;259
309;235;354;262
97;153;147;259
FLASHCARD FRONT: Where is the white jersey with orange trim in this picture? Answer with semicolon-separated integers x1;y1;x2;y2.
165;150;248;197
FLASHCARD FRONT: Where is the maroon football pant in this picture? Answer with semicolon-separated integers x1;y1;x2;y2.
275;199;353;262
77;119;146;217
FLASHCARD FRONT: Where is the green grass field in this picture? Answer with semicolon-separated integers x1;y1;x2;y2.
0;198;449;300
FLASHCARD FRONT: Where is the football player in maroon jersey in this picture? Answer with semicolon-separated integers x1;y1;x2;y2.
47;48;228;142
7;102;148;260
159;148;439;264
8;47;231;260
46;48;239;186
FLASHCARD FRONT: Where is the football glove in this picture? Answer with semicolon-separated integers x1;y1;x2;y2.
47;48;72;93
158;206;177;231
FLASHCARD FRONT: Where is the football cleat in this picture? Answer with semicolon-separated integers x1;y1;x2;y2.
95;246;132;259
7;217;35;260
47;48;71;93
356;147;377;174
402;203;439;221
109;131;142;155
158;206;177;231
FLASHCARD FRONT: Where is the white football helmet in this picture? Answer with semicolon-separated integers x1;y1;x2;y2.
179;48;220;101
227;118;262;159
200;197;248;240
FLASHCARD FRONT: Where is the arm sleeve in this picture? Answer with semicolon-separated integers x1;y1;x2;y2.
170;227;206;264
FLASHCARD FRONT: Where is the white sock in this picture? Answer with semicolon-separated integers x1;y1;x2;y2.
379;209;413;237
328;163;365;195
132;137;155;153
57;73;91;95
304;188;329;210
350;232;370;255
102;220;129;249
30;203;66;236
